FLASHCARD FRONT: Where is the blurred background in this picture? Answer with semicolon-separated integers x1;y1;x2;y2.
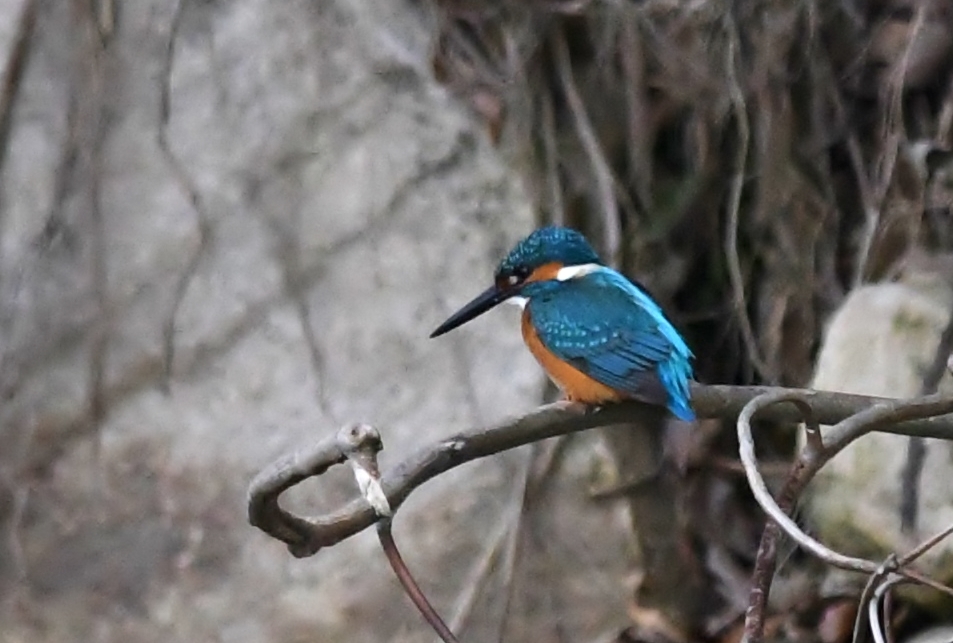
2;0;953;641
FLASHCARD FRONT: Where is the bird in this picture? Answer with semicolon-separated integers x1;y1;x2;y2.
430;226;695;421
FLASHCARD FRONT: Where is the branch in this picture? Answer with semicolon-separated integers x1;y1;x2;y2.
740;393;821;642
157;0;213;390
852;522;953;643
900;302;953;532
378;521;459;643
0;0;37;183
248;384;953;559
723;15;773;381
252;424;459;641
552;28;620;266
737;391;953;643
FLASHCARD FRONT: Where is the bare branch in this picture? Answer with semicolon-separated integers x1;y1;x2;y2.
0;0;37;185
348;438;456;643
867;576;902;643
723;17;772;381
378;522;459;643
741;392;821;643
737;390;953;643
552;28;620;266
78;0;112;451
157;0;213;390
247;425;359;553
248;384;953;560
247;382;953;643
900;522;953;568
853;557;898;643
739;390;953;571
901;302;953;532
248;423;456;642
853;524;953;643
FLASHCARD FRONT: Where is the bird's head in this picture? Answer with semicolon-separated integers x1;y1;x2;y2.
430;227;602;338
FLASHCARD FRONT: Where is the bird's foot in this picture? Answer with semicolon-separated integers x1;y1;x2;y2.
560;395;602;415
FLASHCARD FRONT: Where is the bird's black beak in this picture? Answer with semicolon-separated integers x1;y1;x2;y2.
430;284;518;338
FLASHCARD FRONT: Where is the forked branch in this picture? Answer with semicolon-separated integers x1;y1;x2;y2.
247;384;953;643
737;391;953;643
248;383;953;557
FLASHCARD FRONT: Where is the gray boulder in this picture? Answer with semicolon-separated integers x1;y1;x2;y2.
0;0;634;640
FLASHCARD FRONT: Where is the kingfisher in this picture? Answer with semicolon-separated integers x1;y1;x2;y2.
430;226;695;421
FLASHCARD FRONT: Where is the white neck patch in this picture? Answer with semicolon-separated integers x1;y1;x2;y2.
505;296;528;309
556;263;601;281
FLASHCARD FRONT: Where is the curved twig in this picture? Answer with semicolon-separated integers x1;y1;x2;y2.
853;556;899;643
724;16;772;381
249;424;457;641
737;391;953;643
157;0;214;390
868;576;903;643
342;426;457;643
852;523;953;643
246;423;384;556
901;304;953;532
552;28;620;266
900;522;953;568
0;0;37;183
739;393;953;566
739;391;822;642
248;385;953;643
378;520;460;643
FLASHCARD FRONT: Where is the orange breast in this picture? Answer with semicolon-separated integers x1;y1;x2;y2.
521;310;624;404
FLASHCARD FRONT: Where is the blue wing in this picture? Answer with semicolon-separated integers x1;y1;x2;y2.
526;267;695;420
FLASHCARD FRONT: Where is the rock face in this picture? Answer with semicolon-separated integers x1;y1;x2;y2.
807;264;953;606
0;0;634;641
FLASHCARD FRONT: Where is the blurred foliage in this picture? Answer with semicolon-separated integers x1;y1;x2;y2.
431;0;953;638
430;0;953;390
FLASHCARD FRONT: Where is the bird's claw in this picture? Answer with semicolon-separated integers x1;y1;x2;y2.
556;398;601;415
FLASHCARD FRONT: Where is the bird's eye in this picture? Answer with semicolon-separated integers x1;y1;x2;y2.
507;267;530;287
498;265;531;289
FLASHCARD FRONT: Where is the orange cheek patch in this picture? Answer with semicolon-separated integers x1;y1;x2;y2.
526;262;563;283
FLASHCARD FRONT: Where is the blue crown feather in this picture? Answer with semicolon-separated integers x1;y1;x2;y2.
497;227;601;276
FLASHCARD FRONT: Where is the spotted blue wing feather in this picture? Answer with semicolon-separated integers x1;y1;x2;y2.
525;268;695;420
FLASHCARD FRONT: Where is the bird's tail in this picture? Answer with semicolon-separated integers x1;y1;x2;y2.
658;359;695;422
